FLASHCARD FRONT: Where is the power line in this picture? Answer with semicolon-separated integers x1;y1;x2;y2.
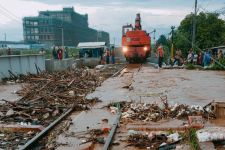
0;4;19;20
0;9;17;21
0;8;21;23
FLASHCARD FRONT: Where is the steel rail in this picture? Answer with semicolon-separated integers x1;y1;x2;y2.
103;112;121;150
19;107;74;150
112;63;128;77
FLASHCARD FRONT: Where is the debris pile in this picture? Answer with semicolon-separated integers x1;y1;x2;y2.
18;68;101;104
1;69;102;125
0;131;36;149
0;68;102;149
69;128;108;146
110;102;215;122
108;102;225;149
126;131;181;149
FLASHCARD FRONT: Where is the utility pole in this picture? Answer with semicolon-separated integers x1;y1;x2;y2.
171;26;175;59
192;0;197;49
153;29;156;48
97;31;99;42
4;33;6;47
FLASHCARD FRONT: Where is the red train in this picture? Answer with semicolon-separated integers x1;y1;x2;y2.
122;13;151;63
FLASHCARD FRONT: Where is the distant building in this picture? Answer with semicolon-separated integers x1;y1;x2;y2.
23;7;110;46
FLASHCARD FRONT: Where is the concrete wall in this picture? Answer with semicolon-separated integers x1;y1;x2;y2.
0;54;45;80
45;58;74;72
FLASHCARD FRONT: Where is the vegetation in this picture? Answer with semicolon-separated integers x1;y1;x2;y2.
174;12;225;56
206;58;225;70
156;12;225;69
188;128;199;150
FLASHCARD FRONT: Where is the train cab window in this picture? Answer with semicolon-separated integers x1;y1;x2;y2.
122;25;133;36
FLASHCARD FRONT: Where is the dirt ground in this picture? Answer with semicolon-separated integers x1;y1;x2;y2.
54;64;225;150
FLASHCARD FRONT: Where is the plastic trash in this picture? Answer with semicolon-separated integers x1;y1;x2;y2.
167;132;180;142
128;130;138;135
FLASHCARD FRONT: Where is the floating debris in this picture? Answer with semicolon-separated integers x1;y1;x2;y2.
0;68;103;149
108;102;215;122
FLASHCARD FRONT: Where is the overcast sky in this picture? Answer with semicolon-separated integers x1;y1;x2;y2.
0;0;224;45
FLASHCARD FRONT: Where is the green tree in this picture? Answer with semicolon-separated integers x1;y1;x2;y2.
174;12;225;56
157;35;168;46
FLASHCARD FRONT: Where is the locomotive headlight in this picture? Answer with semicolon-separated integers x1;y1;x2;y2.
143;46;148;51
122;46;128;53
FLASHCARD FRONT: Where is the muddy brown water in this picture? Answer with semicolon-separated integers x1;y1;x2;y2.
56;64;225;149
88;64;225;107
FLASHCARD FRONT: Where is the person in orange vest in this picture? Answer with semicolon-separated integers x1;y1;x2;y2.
106;48;110;64
157;44;164;68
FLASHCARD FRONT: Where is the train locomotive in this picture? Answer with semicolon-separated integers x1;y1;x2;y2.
122;13;151;63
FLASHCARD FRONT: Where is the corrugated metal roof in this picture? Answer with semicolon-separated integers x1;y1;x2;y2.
77;42;106;49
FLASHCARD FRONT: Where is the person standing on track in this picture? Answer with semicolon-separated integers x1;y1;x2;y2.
157;44;164;68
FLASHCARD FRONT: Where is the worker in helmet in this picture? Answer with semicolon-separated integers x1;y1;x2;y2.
157;44;164;68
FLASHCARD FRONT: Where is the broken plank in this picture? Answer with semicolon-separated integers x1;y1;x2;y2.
0;124;44;133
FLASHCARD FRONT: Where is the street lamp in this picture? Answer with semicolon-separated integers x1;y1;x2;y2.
97;30;99;42
171;26;175;59
58;24;64;49
92;24;107;42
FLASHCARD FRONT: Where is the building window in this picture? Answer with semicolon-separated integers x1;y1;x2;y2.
25;28;30;34
31;28;34;33
33;22;38;26
26;21;30;25
34;28;38;33
35;36;39;40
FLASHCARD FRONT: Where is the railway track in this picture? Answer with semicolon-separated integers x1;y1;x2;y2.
17;63;225;150
18;64;130;150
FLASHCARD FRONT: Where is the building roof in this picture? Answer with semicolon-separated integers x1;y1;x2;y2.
77;42;106;49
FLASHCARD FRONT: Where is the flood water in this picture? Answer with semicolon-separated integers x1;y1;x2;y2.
57;64;225;149
87;64;225;106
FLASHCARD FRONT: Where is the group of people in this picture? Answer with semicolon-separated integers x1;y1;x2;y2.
187;49;224;67
156;44;224;68
100;47;115;64
51;46;69;60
